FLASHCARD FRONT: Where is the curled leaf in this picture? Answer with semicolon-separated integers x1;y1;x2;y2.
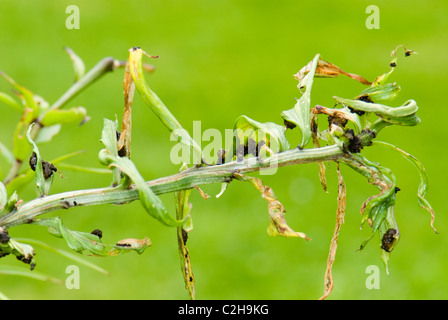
117;61;134;159
373;141;437;233
128;47;202;164
333;97;421;128
315;58;371;85
99;119;187;227
233;115;290;159
235;173;309;240
26;124;56;196
175;184;195;299
356;82;401;104
281;54;320;148
320;162;346;300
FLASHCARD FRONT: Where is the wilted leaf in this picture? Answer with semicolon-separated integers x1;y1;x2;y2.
233;115;290;159
333;97;421;128
99;119;187;227
32;217;151;257
356;82;401;104
281;54;320;148
117;62;134;159
15;238;109;275
310;113;327;192
374;141;437;233
128;47;203;164
320;163;346;300
100;118;121;185
315;58;371;85
314;104;362;133
235;173;309;240
26;124;58;196
175;181;195;300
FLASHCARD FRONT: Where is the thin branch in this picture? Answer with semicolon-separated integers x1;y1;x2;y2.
0;145;345;229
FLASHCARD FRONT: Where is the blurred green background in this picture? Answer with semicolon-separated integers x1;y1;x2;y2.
0;0;447;300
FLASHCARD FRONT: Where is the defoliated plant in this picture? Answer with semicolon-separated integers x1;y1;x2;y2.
0;45;436;300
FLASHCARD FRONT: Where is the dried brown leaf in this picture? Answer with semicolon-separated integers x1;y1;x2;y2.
118;62;135;159
316;59;372;85
235;173;310;240
311;112;327;193
319;163;346;300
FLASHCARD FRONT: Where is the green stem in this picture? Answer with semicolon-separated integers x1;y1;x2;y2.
0;145;345;229
46;57;119;114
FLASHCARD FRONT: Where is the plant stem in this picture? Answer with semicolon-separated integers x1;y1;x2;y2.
0;145;345;229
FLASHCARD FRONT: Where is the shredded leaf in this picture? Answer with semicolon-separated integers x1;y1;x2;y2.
319;163;346;300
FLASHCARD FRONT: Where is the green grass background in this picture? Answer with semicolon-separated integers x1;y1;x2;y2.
0;0;447;299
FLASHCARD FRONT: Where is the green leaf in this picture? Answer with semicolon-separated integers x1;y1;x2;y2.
233;115;290;157
32;217;151;256
26;124;54;196
3;238;37;268
26;123;57;196
0;71;38;117
12;109;35;161
356;82;401;103
0;92;23;113
373;141;437;233
40;106;89;127
372;45;416;87
99;148;186;227
333;97;421;127
0;181;7;213
128;47;203;164
5;150;86;196
64;46;86;83
99;118;187;227
281;54;320;148
100;118;121;185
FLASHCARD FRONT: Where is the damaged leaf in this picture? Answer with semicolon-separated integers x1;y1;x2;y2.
315;59;371;85
175;179;195;300
281;54;320;148
32;217;151;256
117;61;135;159
373;141;437;233
234;173;309;240
128;47;203;164
320;163;346;300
